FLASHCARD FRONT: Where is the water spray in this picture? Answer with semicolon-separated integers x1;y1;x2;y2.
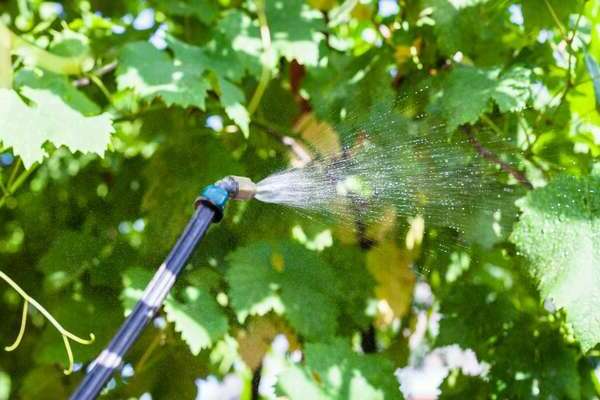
70;176;256;400
70;127;516;399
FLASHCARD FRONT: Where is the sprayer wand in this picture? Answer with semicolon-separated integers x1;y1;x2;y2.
70;176;257;400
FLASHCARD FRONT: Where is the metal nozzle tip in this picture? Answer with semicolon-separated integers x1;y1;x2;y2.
218;176;257;200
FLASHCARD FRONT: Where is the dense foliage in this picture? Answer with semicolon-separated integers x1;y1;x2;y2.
0;0;599;398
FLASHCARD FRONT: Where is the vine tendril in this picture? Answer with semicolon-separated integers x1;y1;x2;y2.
0;270;95;375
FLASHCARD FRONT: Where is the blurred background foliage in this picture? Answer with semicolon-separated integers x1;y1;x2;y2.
0;0;599;399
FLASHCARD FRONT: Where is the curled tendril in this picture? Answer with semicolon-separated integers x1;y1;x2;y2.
4;299;27;351
0;270;95;375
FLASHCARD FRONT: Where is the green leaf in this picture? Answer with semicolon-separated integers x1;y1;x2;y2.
437;283;518;354
213;0;325;76
226;241;340;339
491;66;532;113
322;245;374;329
212;10;262;80
218;77;250;137
511;174;600;351
116;40;210;109
35;291;122;365
584;52;600;112
14;69;101;114
521;0;579;34
304;51;395;127
121;267;154;316
117;36;252;134
436;282;582;399
37;231;103;292
492;318;582;399
435;65;531;130
0;371;10;400
164;286;229;355
427;0;508;62
0;87;113;167
121;268;229;356
19;367;67;400
155;0;219;24
277;339;401;399
265;0;325;67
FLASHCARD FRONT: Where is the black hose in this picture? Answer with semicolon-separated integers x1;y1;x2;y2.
70;205;217;399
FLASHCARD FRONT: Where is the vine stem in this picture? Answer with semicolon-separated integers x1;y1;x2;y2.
134;330;163;373
247;0;273;116
543;0;566;37
7;157;22;188
0;270;95;374
534;5;585;131
0;160;39;210
73;61;118;87
89;74;112;103
464;127;533;189
0;21;91;76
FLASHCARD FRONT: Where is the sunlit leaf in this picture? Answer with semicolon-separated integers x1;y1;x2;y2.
0;88;113;167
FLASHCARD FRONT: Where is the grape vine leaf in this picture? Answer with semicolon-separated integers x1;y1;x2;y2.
154;0;219;24
321;245;374;329
434;65;531;130
366;240;415;318
15;69;101;114
117;36;252;135
121;267;154;316
237;315;299;370
35;291;121;365
116;40;210;109
212;10;262;80
121;268;228;355
218;77;250;138
304;51;395;127
427;0;507;62
492;318;582;399
19;366;67;400
436;283;581;398
265;0;325;67
0;87;113;168
584;52;600;112
164;286;229;355
37;231;103;293
511;174;600;351
226;241;340;339
277;339;401;399
521;0;579;34
436;283;519;355
216;0;324;72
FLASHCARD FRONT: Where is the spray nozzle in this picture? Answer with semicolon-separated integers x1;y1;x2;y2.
216;176;257;201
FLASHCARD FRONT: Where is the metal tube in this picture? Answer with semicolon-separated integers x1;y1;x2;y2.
70;205;216;400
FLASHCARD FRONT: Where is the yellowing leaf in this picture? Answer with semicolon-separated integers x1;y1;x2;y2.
366;240;415;319
351;3;373;20
0;87;113;167
366;206;397;243
394;45;411;65
394;38;422;65
308;0;337;11
271;252;285;272
237;316;298;370
405;215;425;250
294;112;341;157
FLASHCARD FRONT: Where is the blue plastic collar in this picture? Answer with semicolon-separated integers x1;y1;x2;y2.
198;184;230;221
